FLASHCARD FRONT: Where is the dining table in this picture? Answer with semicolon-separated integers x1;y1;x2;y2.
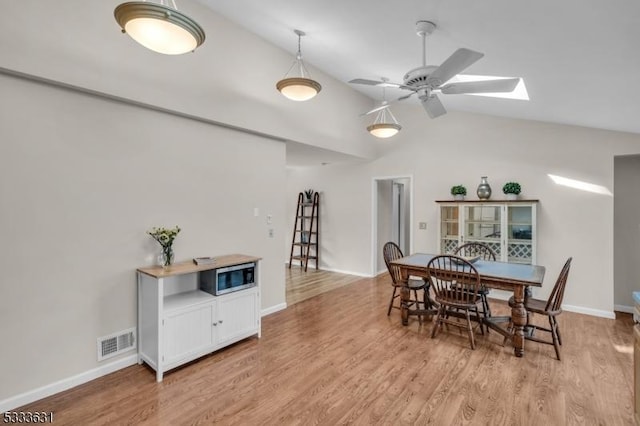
390;253;546;357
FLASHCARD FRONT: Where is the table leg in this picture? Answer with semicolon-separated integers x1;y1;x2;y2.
400;285;410;326
511;286;527;357
399;268;410;326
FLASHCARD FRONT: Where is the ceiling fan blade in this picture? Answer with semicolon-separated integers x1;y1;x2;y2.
349;78;412;90
349;78;386;86
428;48;484;86
397;92;416;101
421;94;447;119
360;104;390;116
441;78;520;94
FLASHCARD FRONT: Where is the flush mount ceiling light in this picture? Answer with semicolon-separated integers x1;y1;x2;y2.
276;29;322;101
362;78;402;138
114;1;205;55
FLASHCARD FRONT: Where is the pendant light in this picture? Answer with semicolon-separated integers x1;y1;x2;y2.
366;79;401;138
276;29;322;101
114;1;205;55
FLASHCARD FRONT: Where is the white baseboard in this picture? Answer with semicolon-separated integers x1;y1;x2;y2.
261;302;287;317
0;354;138;413
488;293;616;319
320;267;372;278
562;304;616;319
614;304;634;314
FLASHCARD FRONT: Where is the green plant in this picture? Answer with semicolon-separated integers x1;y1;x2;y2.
502;182;522;194
304;189;314;200
450;185;467;196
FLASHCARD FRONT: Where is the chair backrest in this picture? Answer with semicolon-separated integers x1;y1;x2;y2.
545;257;572;313
455;242;497;261
427;255;481;305
382;242;405;285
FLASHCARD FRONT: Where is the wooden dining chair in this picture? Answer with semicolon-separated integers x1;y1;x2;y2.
454;242;497;319
382;242;428;316
428;255;484;349
506;257;572;360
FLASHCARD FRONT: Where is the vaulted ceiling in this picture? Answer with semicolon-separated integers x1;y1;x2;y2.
199;0;640;135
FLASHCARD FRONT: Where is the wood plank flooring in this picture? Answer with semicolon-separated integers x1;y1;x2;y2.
286;266;363;306
15;271;635;425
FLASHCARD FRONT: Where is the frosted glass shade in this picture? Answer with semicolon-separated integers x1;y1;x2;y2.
114;2;205;55
367;123;401;138
276;77;322;101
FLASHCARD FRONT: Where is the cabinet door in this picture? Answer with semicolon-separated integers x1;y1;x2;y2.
217;289;258;346
163;303;214;366
440;205;460;253
463;204;502;258
505;204;535;264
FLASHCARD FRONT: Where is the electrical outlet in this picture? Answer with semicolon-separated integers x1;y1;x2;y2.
266;214;272;224
419;222;427;230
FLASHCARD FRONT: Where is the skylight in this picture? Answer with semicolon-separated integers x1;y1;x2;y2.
445;75;529;100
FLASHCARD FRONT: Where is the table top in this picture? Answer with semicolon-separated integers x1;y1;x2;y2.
137;254;261;278
390;253;545;288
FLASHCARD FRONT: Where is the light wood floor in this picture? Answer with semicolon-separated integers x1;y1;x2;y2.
17;271;635;425
286;265;363;305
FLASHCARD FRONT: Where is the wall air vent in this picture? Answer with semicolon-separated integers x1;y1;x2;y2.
97;327;136;361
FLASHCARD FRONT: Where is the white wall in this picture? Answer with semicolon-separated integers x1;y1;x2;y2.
0;73;286;402
287;106;640;316
614;154;640;309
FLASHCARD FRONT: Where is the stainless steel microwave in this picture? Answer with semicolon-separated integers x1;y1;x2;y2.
199;262;256;296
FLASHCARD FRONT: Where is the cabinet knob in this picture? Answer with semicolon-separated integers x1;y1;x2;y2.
219;320;224;323
212;322;217;326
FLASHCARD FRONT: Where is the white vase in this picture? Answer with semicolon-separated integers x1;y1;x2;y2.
505;193;518;200
454;194;465;201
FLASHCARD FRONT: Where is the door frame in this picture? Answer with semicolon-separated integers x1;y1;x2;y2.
371;175;414;276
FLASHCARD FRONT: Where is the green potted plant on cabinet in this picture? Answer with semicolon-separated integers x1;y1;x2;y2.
502;182;522;200
451;185;467;201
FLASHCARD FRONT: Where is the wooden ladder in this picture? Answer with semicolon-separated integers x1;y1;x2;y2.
289;191;319;271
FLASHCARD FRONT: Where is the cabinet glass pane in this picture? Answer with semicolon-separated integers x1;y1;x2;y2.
506;205;533;263
464;206;501;257
440;206;459;253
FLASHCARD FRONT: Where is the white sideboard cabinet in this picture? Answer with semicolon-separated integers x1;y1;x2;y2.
436;200;538;264
137;254;261;382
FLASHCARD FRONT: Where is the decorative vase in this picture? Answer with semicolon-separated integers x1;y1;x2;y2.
505;193;518;200
159;246;174;268
454;194;465;201
476;176;492;200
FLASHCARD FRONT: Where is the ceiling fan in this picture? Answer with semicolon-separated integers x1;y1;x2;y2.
349;20;520;119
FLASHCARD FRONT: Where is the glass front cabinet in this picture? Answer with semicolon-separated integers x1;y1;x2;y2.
437;200;538;264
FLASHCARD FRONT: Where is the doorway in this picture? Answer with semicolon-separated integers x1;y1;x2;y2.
372;176;413;276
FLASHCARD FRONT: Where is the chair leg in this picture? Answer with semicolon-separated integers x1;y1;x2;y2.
549;316;561;360
552;316;562;345
474;307;484;335
431;306;444;339
412;289;423;324
387;287;397;316
465;309;476;350
480;287;492;318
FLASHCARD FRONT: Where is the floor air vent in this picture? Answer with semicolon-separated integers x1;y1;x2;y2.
97;327;136;361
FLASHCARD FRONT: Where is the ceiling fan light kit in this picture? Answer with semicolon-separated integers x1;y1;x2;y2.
114;1;205;55
277;29;322;101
